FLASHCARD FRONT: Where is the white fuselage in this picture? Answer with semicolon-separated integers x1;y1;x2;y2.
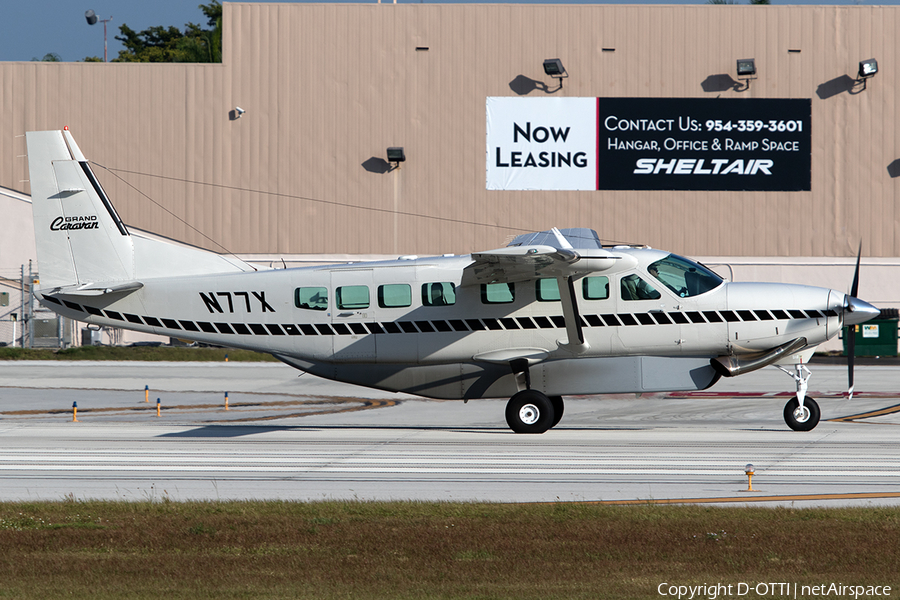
39;248;845;400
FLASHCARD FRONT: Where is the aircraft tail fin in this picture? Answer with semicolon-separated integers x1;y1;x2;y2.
27;130;254;292
26;130;135;291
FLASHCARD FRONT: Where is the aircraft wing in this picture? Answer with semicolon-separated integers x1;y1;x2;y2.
463;228;635;355
462;227;626;285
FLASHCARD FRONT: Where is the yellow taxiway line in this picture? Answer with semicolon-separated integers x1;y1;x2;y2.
828;403;900;422
565;492;900;505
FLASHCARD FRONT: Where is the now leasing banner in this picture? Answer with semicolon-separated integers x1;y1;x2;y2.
486;97;811;191
486;97;597;190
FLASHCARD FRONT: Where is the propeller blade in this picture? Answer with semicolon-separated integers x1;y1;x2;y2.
846;241;862;400
847;325;855;400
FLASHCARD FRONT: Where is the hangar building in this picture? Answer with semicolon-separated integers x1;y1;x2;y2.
1;2;898;346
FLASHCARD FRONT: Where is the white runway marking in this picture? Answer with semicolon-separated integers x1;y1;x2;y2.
2;361;900;504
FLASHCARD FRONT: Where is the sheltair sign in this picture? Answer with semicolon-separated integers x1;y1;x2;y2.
486;97;811;191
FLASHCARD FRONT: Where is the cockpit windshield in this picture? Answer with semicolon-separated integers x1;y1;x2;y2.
647;254;723;298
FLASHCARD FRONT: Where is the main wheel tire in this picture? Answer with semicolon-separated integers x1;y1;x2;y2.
549;395;564;428
505;390;555;434
783;395;820;432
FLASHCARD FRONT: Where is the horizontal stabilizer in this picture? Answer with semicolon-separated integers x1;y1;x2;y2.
45;281;144;297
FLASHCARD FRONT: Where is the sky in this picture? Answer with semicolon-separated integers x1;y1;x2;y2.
2;0;877;63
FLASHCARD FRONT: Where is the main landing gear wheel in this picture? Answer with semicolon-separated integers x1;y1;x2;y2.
549;395;564;428
506;390;555;434
783;395;820;432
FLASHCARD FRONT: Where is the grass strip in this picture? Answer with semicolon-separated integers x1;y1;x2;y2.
0;500;898;599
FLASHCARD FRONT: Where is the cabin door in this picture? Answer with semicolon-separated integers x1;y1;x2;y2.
330;269;376;361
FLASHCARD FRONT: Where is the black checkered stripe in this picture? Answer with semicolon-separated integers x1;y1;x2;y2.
44;296;839;337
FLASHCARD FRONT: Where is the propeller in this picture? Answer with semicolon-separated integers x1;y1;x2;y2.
843;242;880;399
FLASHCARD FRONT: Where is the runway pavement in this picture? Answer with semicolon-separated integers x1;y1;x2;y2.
1;360;899;506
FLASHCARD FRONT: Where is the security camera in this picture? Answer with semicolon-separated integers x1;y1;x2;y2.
235;107;245;116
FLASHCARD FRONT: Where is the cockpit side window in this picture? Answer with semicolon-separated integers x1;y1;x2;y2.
620;274;661;301
647;254;723;298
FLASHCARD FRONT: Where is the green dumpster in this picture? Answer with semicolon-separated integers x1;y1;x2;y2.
842;308;899;357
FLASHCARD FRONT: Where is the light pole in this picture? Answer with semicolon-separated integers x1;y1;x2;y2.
85;10;113;62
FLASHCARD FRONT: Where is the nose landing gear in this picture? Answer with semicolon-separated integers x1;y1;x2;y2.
778;363;821;431
783;395;820;431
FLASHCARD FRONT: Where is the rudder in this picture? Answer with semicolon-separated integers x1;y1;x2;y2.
26;130;134;291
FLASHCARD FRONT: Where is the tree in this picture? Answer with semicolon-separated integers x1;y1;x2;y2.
112;1;222;63
32;53;62;62
174;15;221;63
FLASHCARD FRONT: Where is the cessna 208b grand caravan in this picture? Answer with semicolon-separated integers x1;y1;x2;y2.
26;129;880;433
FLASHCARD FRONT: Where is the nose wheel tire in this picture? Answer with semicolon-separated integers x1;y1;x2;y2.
506;390;555;434
783;395;820;432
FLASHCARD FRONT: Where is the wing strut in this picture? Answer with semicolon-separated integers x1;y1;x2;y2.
557;275;589;353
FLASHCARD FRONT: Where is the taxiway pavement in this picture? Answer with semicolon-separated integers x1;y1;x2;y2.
1;360;899;506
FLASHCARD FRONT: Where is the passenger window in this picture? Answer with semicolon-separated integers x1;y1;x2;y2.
422;282;456;306
582;276;609;300
295;287;328;311
536;278;560;302
378;284;412;308
336;285;370;310
481;282;515;304
620;274;661;301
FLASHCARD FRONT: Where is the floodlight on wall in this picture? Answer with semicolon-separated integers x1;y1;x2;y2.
387;147;405;164
736;58;757;90
542;58;568;91
859;59;878;78
85;10;113;62
858;58;878;90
